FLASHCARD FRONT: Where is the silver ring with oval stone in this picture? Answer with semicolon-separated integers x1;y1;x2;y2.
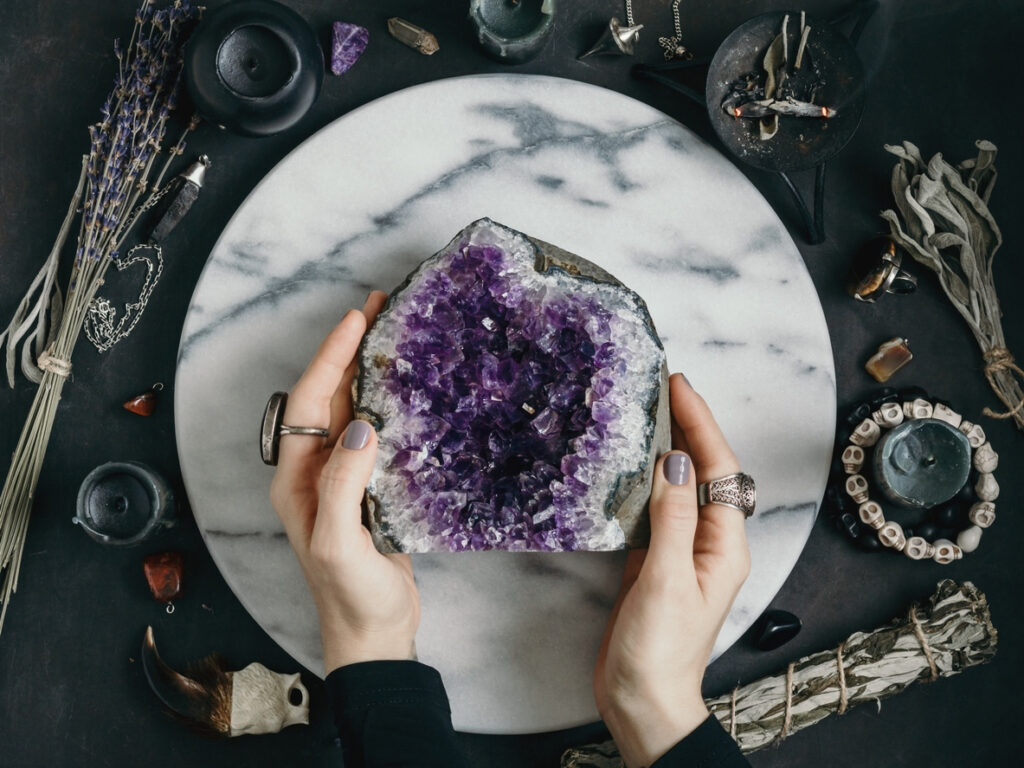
697;472;757;518
260;391;330;466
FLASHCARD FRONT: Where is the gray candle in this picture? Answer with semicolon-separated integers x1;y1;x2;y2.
873;418;971;509
74;461;174;545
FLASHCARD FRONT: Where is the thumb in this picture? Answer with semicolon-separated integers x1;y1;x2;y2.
316;420;378;541
645;451;699;583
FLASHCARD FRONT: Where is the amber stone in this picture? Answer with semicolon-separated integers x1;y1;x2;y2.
124;390;159;416
144;551;183;603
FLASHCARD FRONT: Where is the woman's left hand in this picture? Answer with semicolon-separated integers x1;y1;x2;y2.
270;290;421;674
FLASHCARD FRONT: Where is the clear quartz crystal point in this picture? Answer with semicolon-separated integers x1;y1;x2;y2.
387;17;440;55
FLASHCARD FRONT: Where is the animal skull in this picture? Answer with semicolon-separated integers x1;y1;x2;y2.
857;500;885;529
973;442;999;473
229;664;309;736
872;402;904;428
931;403;962;429
932;538;963;565
968;501;996;528
841;445;865;474
903;398;934;420
844;474;869;504
849;418;881;447
878;521;905;550
975;472;999;502
903;536;934;561
958;420;986;448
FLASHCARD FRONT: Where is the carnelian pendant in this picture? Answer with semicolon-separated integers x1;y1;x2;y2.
123;383;164;416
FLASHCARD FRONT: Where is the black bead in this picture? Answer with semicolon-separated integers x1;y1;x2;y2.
870;388;899;408
825;485;848;516
898;385;930;401
837;512;861;540
903;527;915;539
753;609;802;651
916;522;939;541
956;481;976;504
845;402;872;427
830;455;845;478
856;531;883;551
935;504;963;528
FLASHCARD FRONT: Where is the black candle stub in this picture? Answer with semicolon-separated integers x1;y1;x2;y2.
74;461;174;546
184;0;323;137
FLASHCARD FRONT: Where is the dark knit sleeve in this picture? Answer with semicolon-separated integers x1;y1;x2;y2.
650;715;751;768
325;660;468;768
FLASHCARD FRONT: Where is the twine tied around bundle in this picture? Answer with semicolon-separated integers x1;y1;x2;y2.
982;347;1024;419
37;347;72;378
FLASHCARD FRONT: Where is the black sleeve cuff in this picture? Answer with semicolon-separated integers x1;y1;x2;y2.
650;715;751;768
325;660;467;768
325;659;452;715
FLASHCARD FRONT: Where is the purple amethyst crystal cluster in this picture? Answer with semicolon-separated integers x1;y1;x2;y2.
356;219;668;553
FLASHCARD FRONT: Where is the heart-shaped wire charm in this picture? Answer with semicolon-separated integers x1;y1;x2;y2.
84;242;164;353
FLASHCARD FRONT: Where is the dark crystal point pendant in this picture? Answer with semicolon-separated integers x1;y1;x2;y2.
124;383;164;416
753;609;802;650
144;551;184;604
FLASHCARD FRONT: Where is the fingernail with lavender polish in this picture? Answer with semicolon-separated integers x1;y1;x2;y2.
663;453;691;485
343;420;372;450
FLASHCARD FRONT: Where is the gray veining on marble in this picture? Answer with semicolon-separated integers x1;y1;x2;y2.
175;74;835;734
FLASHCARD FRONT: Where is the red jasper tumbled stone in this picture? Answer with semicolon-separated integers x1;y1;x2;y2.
144;551;183;603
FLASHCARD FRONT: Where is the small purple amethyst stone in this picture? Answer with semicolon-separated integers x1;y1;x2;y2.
330;22;368;76
355;219;669;553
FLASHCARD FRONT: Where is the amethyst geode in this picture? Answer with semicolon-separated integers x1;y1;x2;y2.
355;219;669;552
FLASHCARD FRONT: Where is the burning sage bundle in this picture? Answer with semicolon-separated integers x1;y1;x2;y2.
561;580;997;764
881;140;1023;431
0;0;200;633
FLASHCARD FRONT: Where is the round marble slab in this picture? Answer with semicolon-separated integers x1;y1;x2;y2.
175;74;835;734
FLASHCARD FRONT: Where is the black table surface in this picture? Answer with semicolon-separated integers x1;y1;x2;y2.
2;1;1022;766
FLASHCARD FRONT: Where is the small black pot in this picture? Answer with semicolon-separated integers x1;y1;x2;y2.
184;0;323;137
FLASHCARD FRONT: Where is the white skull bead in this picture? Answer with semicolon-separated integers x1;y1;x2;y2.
975;473;999;502
845;474;870;504
973;442;998;473
958;420;986;449
872;402;904;428
903;398;934;420
858;500;885;529
903;536;935;560
968;501;996;528
849;418;881;447
931;403;962;429
878;521;906;550
956;525;983;554
841;445;866;474
932;538;963;565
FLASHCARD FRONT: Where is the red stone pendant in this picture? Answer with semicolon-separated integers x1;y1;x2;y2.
144;551;183;603
123;383;163;416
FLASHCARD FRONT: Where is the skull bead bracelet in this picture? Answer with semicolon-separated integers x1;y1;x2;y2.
825;388;998;563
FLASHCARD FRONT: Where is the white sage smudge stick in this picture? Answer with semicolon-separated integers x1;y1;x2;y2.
880;140;1024;430
561;580;997;766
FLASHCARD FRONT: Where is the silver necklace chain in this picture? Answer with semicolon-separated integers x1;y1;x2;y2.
624;0;691;59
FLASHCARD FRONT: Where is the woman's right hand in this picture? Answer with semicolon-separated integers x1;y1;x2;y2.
593;373;751;767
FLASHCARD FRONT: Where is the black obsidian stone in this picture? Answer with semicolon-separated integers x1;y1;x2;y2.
753;609;803;651
825;485;848;516
916;522;939;541
845;402;872;427
870;388;899;408
903;527;915;539
856;531;883;551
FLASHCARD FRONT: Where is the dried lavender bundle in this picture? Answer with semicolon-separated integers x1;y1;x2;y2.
561;581;996;766
880;140;1024;430
0;0;200;633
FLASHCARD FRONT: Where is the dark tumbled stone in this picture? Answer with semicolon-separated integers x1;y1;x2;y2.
935;504;964;528
898;385;929;401
837;511;861;539
753;609;803;651
870;387;899;408
956;481;976;504
915;522;939;541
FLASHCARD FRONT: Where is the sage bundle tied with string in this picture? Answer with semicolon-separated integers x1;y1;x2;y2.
561;580;996;765
880;140;1024;430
